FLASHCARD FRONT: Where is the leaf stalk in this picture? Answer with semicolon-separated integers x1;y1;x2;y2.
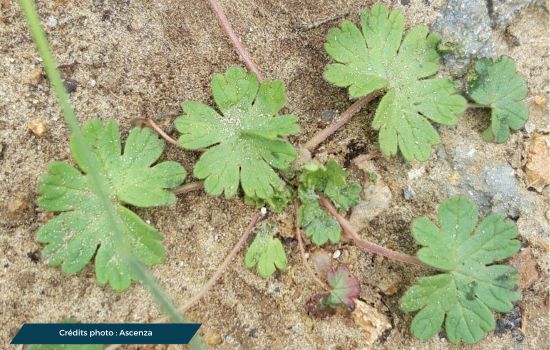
318;194;428;268
206;0;264;82
172;182;205;195
294;202;330;290
299;90;383;163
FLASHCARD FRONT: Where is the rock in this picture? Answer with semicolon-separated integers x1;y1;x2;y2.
23;67;42;85
349;185;392;233
508;248;540;289
534;95;547;106
203;328;222;346
431;0;497;76
404;184;415;200
27;118;48;137
525;133;549;192
8;199;27;213
310;250;332;278
350;299;392;344
379;278;399;296
488;0;539;28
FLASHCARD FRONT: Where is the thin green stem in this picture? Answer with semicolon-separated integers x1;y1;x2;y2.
20;1;206;349
172;181;205;195
318;194;428;268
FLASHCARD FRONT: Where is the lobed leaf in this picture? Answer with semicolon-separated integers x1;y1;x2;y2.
400;195;521;344
245;223;287;277
175;67;300;200
245;181;296;213
324;4;466;161
298;198;341;246
300;159;361;211
467;56;528;143
307;265;361;318
37;119;186;290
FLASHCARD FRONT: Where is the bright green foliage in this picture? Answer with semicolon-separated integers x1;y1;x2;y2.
37;119;186;291
300;160;361;211
400;196;521;344
175;67;300;200
245;223;287;277
467;56;528;143
245;182;296;213
324;4;466;161
298;160;360;245
298;198;341;245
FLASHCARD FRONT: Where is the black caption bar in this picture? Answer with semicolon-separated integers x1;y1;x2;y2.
11;324;202;345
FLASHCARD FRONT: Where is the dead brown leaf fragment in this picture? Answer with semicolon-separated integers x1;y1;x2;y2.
508;248;540;289
525;133;549;191
23;67;43;85
350;298;391;344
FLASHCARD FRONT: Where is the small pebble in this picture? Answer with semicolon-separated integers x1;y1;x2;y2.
534;95;547;106
261;207;267;215
404;184;415;200
88;79;96;87
48;17;57;27
332;250;341;259
37;145;41;151
27;118;47;136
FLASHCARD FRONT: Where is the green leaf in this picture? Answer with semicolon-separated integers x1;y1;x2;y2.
307;265;361;318
323;265;362;309
37;119;186;290
298;198;341;246
175;67;300;200
300;159;361;211
324;4;466;161
467;56;528;143
245;223;287;277
400;196;521;344
245;181;296;213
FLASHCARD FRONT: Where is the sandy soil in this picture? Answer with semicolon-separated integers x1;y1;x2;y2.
0;0;548;349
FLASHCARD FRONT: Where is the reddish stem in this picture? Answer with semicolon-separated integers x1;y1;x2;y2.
295;202;330;290
155;211;261;323
318;194;428;268
303;90;383;152
206;0;264;83
353;151;382;166
172;182;204;195
148;119;207;153
148;119;178;146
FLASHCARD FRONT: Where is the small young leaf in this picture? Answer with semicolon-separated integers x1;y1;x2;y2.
467;56;528;143
307;265;361;318
245;182;296;213
300;159;361;211
400;196;521;344
37;119;186;290
324;4;466;161
175;67;300;200
245;223;287;277
298;198;341;246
